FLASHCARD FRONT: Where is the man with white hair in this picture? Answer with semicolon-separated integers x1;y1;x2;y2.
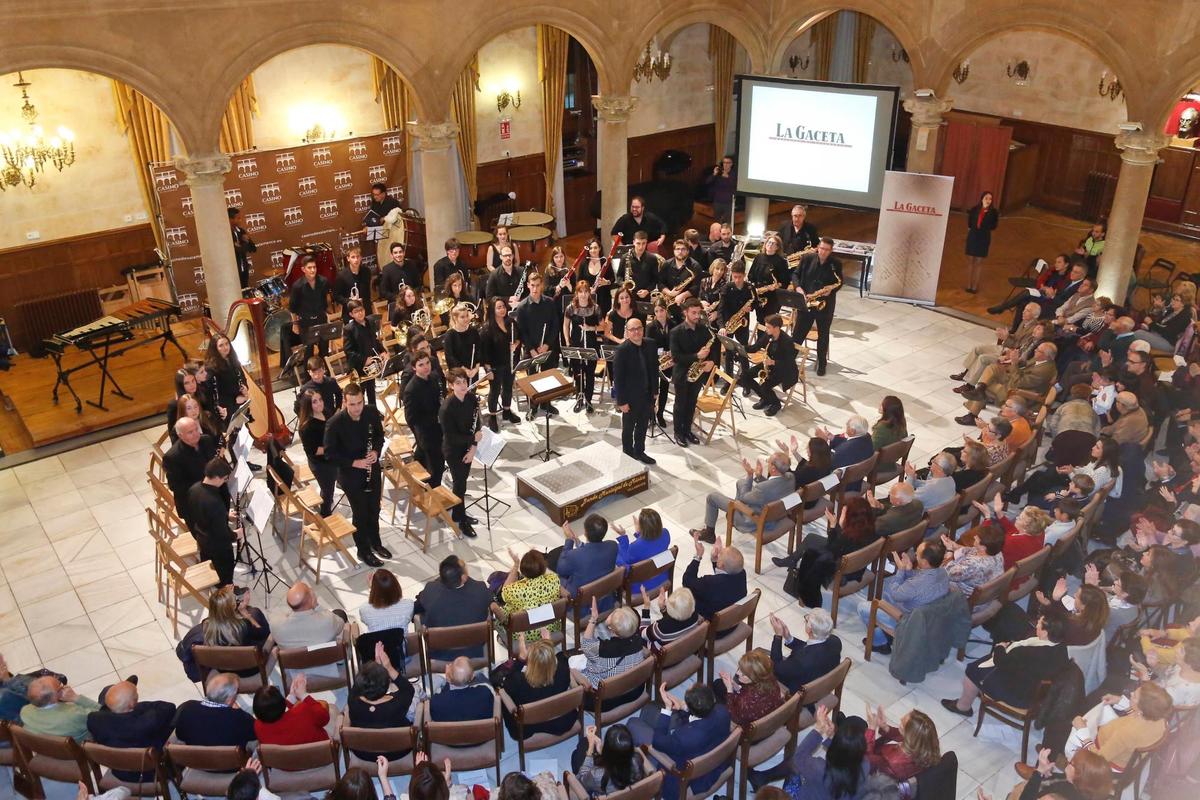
767;609;842;694
87;681;176;781
172;673;256;748
951;301;1042;393
691;451;793;544
815;415;876;471
162;415;218;526
865;481;925;537
428;656;493;722
684;536;748;631
1099;391;1150;445
270;581;347;678
20;675;98;740
906;452;957;510
957;341;1057;426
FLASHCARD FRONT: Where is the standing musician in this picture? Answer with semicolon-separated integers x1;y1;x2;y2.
612;318;659;465
708;223;736;265
579;239;614;316
544;246;571;300
645;300;673;430
779;204;821;256
741;313;798;417
379;242;424;305
659;239;702;323
402;349;446;491
433;237;468;290
669;298;714;448
684;229;708;271
358;182;403;269
398;333;444;395
485;225;513;271
294;356;343;415
485;244;521;305
439;368;483;539
297;389;337;517
229;207;257;290
287;255;332;363
515;272;562;419
333;246;372;321
625;231;661;301
749;234;787;318
716;261;754;377
443;303;484;385
791;237;843;376
480;296;522;431
323;382;388;567
164;416;219;528
187;457;241;587
342;299;385;408
611;196;666;251
564;281;602;414
204;334;247;424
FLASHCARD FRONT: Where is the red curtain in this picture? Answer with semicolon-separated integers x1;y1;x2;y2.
940;121;1012;209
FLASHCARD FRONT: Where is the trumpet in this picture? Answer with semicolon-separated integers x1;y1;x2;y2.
687;328;715;383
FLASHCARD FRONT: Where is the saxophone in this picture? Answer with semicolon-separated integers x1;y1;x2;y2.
665;265;695;308
804;273;843;312
786;245;817;269
724;297;755;333
687;328;715;383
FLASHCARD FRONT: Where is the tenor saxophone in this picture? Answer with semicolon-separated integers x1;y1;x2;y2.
666;266;695;308
687;328;715;383
804;273;843;312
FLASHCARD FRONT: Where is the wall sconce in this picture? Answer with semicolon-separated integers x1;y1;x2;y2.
302;124;335;144
789;54;810;73
891;46;909;63
1098;71;1123;102
496;89;522;114
1006;59;1031;84
952;59;970;84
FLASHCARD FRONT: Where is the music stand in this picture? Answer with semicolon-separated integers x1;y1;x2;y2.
224;416;283;594
774;289;807;311
465;429;509;533
561;345;599;400
379;352;406;379
515;368;574;462
513;351;550;416
717;334;752;421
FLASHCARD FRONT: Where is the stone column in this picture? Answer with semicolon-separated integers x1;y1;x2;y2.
902;94;953;174
593;95;639;248
411;121;461;295
1096;130;1170;302
744;196;770;237
176;154;239;321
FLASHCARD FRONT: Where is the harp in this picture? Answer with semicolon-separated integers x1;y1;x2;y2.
204;297;292;449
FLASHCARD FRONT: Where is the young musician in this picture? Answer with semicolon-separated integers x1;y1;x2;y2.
606;287;642;345
229;207;256;290
379;242;424;303
708;223;736;265
342;299;385;408
439;369;482;538
659;239;701;323
485;225;513;271
433;237;468;289
684;229;708;272
388;285;424;331
297;389;337;516
332;246;372;321
402;350;446;490
779;204;820;256
187;457;241;587
480;297;521;430
293;356;343;415
717;261;755;378
669;298;714;447
287;254;331;363
742;314;798;417
443;303;484;385
323;382;388;566
204;334;247;423
398;333;444;395
700;258;728;323
436;273;475;329
515;272;562;419
168;362;218;441
792;237;843;376
580;238;614;316
612;318;658;465
174;393;222;443
645;300;673;430
626;231;661;301
564;281;602;414
749;234;787;317
485;244;521;304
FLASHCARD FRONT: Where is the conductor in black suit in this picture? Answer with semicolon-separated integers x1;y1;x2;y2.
791;238;842;376
612;318;658;466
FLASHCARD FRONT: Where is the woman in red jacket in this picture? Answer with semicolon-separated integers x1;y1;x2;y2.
252;674;330;745
862;706;941;782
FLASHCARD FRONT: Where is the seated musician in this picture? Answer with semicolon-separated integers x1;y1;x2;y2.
388;284;424;331
684;229;708;272
342;300;385;408
433;237;467;289
741;314;798;417
332;245;372;322
708;223;736;265
293;355;344;416
379;242;425;305
434;273;476;330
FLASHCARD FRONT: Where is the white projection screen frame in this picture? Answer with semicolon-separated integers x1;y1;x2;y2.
734;75;899;210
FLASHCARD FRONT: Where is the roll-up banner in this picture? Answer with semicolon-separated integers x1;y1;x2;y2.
868;170;954;305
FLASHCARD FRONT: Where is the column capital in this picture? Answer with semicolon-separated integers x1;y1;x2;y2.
410;121;460;152
902;94;953;128
592;94;639;123
1114;129;1170;166
175;154;231;186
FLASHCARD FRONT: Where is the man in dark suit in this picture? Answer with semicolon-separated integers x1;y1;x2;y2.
628;684;731;800
778;204;820;256
613;318;659;463
551;514;619;611
163;417;218;528
229;207;256;290
767;609;842;694
741;313;798;416
682;536;747;632
791;238;842;375
428;657;494;722
172;673;256;748
867;481;925;537
87;681;176;782
416;557;495;661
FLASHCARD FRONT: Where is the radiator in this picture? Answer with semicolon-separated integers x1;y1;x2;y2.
15;289;102;357
1081;171;1117;222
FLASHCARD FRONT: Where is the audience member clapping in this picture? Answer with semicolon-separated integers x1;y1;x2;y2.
499;633;573;739
768;609;842;695
252;674;330;745
613;508;672;596
712;649;785;727
862;706;940;783
498;549;563;642
346;645;415;760
638;586;701;649
573;723;648;793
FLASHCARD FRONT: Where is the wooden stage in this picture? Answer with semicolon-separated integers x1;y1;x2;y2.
0;319;208;455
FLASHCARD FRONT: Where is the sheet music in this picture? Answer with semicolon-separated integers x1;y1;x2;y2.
781;491;802;511
247;487;275;535
476;427;507;467
1034;258;1047;273
234;425;253;461
526;603;555;625
530;375;560;393
232;458;254;496
819;472;841;490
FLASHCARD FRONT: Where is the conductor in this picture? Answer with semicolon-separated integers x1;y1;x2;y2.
612;318;659;465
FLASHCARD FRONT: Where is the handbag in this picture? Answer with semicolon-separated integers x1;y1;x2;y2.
782;566;802;599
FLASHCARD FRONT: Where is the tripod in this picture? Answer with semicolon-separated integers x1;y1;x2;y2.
234;493;283;594
465;461;510;533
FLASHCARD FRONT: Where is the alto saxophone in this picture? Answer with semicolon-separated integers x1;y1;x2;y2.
666;266;695;308
786;245;817;269
804;273;843;312
724;297;755;333
687;328;715;383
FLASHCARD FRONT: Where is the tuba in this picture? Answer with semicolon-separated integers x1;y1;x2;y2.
687;328;715;383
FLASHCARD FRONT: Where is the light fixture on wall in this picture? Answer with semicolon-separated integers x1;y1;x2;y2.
302;124;336;144
1005;59;1032;85
496;89;522;114
0;72;76;192
290;102;345;144
891;46;910;63
789;54;811;73
633;40;672;83
1098;71;1123;102
952;59;971;84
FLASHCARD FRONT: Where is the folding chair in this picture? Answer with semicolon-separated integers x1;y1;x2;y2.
9;727;95;799
581;656;655;734
156;540;221;636
836;453;878;512
948;475;993;535
829;537;886;627
957;567;1017;660
493;597;570;654
391;459;461;551
1006;546;1052;605
694;368;738;444
796;657;853;729
297;506;358;581
191;644;276;694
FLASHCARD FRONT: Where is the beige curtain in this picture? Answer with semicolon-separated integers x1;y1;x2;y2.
708;25;736;161
372;56;413;178
812;16;836;81
450;55;480;225
537;25;569;218
220;76;257;153
112;80;173;250
853;13;877;84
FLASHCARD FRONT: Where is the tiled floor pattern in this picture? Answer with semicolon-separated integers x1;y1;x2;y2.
0;293;1035;798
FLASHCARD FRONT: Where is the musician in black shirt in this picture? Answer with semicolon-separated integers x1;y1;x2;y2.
792;238;843;376
187;457;240;586
402;350;446;489
485;245;522;303
287;255;331;361
668;299;714;447
612;318;659;464
480;297;521;430
779;205;821;256
443;303;483;384
297;388;337;516
717;262;755;378
742;314;798;417
293;356;343;415
749;234;787;318
625;232;661;301
332;246;372;321
645;301;672;429
433;238;468;289
204;333;247;424
515;273;562;419
610;197;666;251
342;300;384;408
439;369;482;538
229;207;256;290
659;240;701;325
707;223;736;265
379;242;425;302
323;382;388;567
164;417;219;526
564;282;603;414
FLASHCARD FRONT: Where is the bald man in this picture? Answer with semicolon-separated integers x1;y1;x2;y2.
269;581;347;679
428;656;493;723
162;416;218;526
87;680;176;781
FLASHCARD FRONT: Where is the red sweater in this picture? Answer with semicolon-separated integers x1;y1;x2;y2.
254;695;330;745
990;518;1045;589
865;726;924;781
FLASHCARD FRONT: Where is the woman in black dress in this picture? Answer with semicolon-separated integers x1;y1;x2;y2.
480;296;521;431
204;334;247;423
564;281;603;414
346;658;414;760
605;287;642;346
297;389;337;516
500;636;575;740
581;238;614;316
965;190;999;294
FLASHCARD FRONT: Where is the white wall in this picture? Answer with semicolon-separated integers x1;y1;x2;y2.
475;27;545;163
628;24;716;138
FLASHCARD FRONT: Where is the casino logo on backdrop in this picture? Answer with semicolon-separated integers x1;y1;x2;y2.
275;152;297;173
178;293;200;315
283;206;304;226
166;226;189;246
181;196;194;217
154;170;179;192
235;157;259;179
770;123;849;148
368;165;388;184
348;141;368;161
244;212;267;232
192;265;206;285
319;199;339;220
353;193;372;213
224;188;243;207
298;176;318;197
311;146;333;167
270;251;286;271
261;182;282;203
333;170;353;191
340;232;361;251
382;135;403;155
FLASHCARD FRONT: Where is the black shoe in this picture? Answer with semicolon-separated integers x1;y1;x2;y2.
686;432;701;445
248;462;262;473
986;304;1005;315
635;453;657;465
952;384;974;395
949;370;967;381
816;365;827;376
573;398;584;412
747;769;773;792
752;398;769;410
765;403;782;417
677;436;689;449
488;414;499;433
960;386;986;401
742;387;753;397
861;637;892;655
965;287;978;294
502;409;520;423
940;698;972;717
124;674;139;685
585;401;594;414
374;545;392;559
771;556;794;569
460;523;478;538
465;514;479;525
361;553;384;567
954;413;978;426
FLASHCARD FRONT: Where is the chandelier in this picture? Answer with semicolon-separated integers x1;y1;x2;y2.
0;72;76;191
633;41;672;83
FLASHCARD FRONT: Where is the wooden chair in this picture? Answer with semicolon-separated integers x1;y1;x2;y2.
795;478;837;528
297;505;358;581
948;475;993;535
422;695;503;783
156;540;220;636
873;521;927;599
694;368;739;445
337;706;420;777
1109;734;1166;800
1006;435;1041;498
420;619;496;692
500;680;587;771
724;498;797;575
972;680;1052;763
829;537;886;627
266;464;322;552
164;743;247;799
377;379;407;435
146;506;199;605
564;767;663;800
922;496;959;538
493;598;570;654
1006;546;1052;605
987;451;1018;490
280;448;315;487
324;351;352;388
704;590;761;683
778;346;810;409
391;459;461;551
9;727;94;799
796;657;853;729
191;644;275;693
958;566;1017;660
582;654;655;733
276;623;354;693
569;567;626;649
737;691;802;800
259;740;341;795
836;453;879;511
642;725;741;800
82;743;170;798
869;436;916;489
622;545;678;607
653;620;710;698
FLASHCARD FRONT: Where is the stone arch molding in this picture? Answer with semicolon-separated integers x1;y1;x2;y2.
625;1;772;83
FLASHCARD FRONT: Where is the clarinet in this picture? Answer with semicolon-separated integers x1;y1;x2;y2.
363;416;375;489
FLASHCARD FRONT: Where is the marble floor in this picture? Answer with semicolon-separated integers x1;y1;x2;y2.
0;292;1039;799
